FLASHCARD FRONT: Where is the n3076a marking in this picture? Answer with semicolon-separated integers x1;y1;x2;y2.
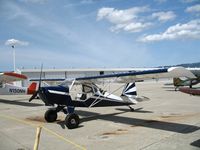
9;89;26;93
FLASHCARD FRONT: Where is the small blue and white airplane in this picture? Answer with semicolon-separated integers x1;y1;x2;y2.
29;67;195;129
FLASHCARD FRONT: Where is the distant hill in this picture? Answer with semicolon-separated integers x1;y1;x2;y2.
160;62;200;68
176;62;200;68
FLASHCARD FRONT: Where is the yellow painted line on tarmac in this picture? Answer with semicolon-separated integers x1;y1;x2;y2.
0;114;40;127
42;126;87;150
0;114;87;150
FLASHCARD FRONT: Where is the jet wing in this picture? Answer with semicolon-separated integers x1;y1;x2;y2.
74;67;196;84
0;72;27;84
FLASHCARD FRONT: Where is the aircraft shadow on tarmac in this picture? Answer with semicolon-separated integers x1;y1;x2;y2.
0;98;43;107
190;139;200;148
57;109;200;133
115;107;154;113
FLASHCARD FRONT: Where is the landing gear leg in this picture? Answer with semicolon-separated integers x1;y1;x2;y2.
175;86;181;91
128;105;135;112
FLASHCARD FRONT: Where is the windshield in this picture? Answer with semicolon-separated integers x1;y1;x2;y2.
59;81;69;87
59;79;74;87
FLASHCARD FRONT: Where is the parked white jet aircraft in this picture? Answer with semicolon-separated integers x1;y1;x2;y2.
0;72;37;95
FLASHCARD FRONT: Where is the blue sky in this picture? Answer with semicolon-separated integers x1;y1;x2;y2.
0;0;200;71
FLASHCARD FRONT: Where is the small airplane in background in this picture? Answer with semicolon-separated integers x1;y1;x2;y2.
173;77;200;90
29;66;194;129
176;68;200;96
173;68;200;90
0;72;37;95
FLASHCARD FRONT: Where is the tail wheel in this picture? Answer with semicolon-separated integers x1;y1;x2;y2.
65;113;80;129
44;109;57;122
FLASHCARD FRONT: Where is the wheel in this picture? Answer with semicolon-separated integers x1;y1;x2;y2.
44;109;57;122
65;113;80;129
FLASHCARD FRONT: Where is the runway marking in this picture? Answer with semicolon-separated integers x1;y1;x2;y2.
0;114;87;150
0;114;40;127
42;127;87;150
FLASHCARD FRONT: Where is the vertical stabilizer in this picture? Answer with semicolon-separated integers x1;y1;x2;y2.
121;82;137;98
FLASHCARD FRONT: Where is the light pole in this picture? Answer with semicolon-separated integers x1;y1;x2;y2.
5;39;28;72
12;45;16;72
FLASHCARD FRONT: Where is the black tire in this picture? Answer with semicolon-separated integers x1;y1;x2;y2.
65;113;80;129
44;109;57;122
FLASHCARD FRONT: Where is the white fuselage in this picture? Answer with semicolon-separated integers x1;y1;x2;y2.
0;84;28;95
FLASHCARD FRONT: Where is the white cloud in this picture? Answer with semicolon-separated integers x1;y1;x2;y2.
152;11;176;22
97;6;149;24
139;19;200;42
5;39;29;47
185;4;200;13
110;22;152;33
97;6;151;33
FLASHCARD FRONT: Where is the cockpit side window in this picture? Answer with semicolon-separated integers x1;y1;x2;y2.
82;85;93;93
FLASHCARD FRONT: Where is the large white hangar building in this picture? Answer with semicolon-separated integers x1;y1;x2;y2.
19;68;142;86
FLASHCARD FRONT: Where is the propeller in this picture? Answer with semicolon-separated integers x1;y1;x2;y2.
29;64;43;102
29;90;39;102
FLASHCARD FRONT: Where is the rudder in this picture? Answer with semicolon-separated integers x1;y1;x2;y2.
121;82;137;98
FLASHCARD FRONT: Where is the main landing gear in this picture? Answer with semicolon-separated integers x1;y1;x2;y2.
128;105;135;112
44;109;58;122
65;113;79;129
44;106;80;129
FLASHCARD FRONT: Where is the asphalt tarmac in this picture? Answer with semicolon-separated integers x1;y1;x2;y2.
0;81;200;150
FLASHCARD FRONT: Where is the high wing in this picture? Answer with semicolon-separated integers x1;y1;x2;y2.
73;67;195;84
29;67;196;84
0;72;27;84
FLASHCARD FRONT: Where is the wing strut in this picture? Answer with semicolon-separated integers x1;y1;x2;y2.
88;80;126;108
